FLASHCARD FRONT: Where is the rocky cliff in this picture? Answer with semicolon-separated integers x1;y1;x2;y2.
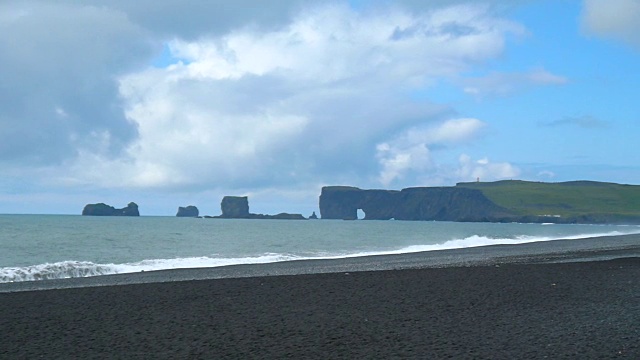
215;196;305;220
176;205;199;217
82;202;140;216
319;186;512;221
319;181;640;224
219;196;251;218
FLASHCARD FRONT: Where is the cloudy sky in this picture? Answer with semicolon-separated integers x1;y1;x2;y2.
1;0;639;215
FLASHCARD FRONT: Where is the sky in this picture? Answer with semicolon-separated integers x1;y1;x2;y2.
1;0;639;216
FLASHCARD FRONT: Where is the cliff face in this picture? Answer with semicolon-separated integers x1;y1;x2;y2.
220;196;250;218
82;202;140;216
318;186;380;220
393;187;511;221
176;206;199;217
319;186;511;221
216;196;305;220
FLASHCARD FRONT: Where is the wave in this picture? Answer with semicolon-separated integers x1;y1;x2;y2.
0;261;121;283
0;254;303;283
316;229;638;258
1;229;637;283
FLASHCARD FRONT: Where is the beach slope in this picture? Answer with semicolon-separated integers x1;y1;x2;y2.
1;245;639;358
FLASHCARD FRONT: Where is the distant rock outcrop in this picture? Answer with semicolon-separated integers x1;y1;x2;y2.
176;205;199;217
309;211;318;219
220;196;250;218
82;202;140;216
214;196;305;220
252;213;306;220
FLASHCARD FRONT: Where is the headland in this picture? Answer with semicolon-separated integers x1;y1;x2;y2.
320;180;640;224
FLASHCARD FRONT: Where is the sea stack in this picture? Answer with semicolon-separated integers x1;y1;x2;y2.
220;196;250;218
82;202;140;216
213;196;305;219
176;206;199;217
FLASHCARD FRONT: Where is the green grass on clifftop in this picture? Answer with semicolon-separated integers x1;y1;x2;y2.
457;180;640;218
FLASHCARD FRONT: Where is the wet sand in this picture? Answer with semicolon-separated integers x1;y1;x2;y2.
1;235;639;358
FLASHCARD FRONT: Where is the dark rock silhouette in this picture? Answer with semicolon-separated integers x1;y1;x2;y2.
259;213;306;220
176;206;199;217
319;181;640;224
214;196;305;220
319;186;510;221
220;196;250;218
308;211;318;219
82;202;140;216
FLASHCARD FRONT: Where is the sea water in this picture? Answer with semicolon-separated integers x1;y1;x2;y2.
1;214;639;282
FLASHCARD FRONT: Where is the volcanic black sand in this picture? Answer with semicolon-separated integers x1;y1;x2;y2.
1;237;640;359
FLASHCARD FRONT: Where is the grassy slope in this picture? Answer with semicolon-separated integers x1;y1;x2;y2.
457;180;640;218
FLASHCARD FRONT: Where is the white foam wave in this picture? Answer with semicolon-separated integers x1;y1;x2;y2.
0;254;304;283
1;229;636;283
310;230;637;259
112;253;303;274
0;261;120;283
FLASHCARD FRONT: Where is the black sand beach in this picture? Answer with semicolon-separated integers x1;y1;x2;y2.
1;235;640;359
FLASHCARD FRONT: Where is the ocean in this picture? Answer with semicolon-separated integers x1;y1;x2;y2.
2;214;639;283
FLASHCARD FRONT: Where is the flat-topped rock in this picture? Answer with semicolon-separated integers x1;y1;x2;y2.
176;206;199;217
213;196;305;220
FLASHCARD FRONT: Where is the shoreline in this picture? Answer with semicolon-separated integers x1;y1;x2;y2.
2;257;639;358
2;233;639;293
1;233;639;358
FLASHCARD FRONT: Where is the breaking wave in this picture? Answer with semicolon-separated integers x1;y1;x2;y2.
1;229;636;283
0;254;302;283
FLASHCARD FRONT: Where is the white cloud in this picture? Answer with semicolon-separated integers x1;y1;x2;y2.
537;170;555;179
422;118;486;143
456;154;520;182
0;1;154;165
376;118;486;186
70;0;323;40
582;0;640;48
461;68;567;97
164;3;521;84
54;3;523;191
542;115;609;129
54;107;69;119
376;142;432;186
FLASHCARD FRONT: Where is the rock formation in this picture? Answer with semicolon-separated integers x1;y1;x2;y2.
82;202;140;216
220;196;250;218
319;181;640;224
319;186;511;221
308;211;318;219
256;213;306;220
214;196;305;220
176;206;199;217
